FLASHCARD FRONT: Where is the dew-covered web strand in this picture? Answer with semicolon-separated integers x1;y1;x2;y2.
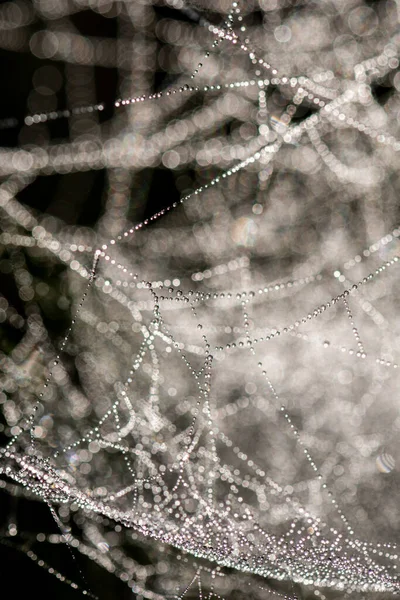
0;538;98;599
5;254;99;451
2;1;400;597
3;155;396;596
2;259;101;597
6;129;400;593
0;240;99;584
22;173;397;592
19;3;400;158
93;165;400;549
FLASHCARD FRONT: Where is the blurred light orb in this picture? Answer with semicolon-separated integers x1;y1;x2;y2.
348;6;379;37
97;542;110;554
274;25;292;43
231;216;257;247
376;453;396;474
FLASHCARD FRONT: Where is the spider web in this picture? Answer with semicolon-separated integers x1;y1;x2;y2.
1;1;400;599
